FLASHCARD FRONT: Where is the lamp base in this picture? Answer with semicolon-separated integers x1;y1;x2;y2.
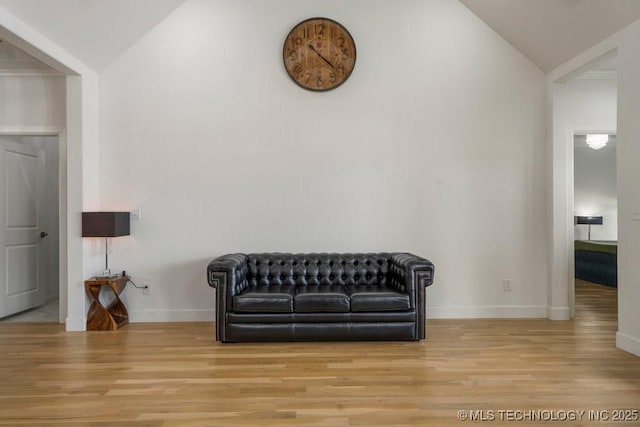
95;269;120;280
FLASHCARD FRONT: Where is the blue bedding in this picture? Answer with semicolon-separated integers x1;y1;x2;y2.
575;240;617;287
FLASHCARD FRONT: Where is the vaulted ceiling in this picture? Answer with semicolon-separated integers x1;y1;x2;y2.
1;0;640;73
0;0;186;72
460;0;640;72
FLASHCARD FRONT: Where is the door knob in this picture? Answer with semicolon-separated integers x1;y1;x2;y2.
40;232;49;238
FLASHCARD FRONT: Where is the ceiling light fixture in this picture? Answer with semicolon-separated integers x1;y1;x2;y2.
585;134;608;150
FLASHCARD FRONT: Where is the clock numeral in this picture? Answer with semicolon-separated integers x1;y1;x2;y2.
303;27;308;39
315;23;325;37
293;64;302;74
316;77;325;88
293;37;303;46
288;50;298;62
304;72;313;84
338;37;351;60
329;73;336;83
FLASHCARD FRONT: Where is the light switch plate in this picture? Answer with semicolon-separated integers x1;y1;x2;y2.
130;209;142;220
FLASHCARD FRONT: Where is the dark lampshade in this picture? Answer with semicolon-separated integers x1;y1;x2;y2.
575;216;603;225
82;212;130;237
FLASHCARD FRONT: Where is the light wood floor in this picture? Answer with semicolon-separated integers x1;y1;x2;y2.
1;281;638;426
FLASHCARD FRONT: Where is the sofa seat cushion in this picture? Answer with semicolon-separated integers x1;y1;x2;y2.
295;285;350;313
348;285;410;312
233;286;295;313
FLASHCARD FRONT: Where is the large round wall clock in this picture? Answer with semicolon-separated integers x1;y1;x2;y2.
283;17;356;91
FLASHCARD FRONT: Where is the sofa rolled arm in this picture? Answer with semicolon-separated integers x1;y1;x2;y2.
389;253;435;290
207;253;248;292
207;253;249;342
389;253;434;340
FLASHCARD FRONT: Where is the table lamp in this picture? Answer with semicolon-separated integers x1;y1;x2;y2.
575;216;603;241
82;212;130;278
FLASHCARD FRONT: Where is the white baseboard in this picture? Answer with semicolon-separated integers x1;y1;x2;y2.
547;305;571;320
128;309;214;323
616;332;640;357
121;306;571;323
427;305;547;319
65;316;86;331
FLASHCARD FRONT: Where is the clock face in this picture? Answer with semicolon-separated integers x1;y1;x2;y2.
283;18;356;91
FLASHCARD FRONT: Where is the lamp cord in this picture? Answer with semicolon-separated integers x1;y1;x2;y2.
126;278;148;289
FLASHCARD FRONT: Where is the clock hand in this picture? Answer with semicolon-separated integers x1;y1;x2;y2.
307;44;335;69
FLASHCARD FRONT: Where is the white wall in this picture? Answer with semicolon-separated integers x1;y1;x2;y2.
616;19;640;356
574;142;617;240
568;78;617;129
0;75;65;128
99;0;546;321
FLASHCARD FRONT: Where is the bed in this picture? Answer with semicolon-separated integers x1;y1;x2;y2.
574;240;617;287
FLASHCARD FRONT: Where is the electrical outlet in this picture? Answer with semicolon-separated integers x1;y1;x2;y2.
503;279;512;292
142;284;151;295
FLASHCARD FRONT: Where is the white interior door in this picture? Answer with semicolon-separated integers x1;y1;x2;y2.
0;139;46;318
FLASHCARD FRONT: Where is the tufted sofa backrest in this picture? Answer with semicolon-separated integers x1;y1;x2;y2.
246;253;392;288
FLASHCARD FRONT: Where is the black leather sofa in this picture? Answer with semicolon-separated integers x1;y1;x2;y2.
207;252;434;342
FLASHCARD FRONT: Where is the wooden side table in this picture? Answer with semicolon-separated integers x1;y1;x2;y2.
85;275;130;331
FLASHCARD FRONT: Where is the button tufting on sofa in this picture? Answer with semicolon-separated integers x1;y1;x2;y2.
208;252;434;342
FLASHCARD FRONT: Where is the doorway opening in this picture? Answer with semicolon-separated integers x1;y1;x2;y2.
0;134;61;323
573;131;618;324
566;57;618;322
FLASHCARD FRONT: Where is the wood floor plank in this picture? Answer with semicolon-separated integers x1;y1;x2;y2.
1;280;639;425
